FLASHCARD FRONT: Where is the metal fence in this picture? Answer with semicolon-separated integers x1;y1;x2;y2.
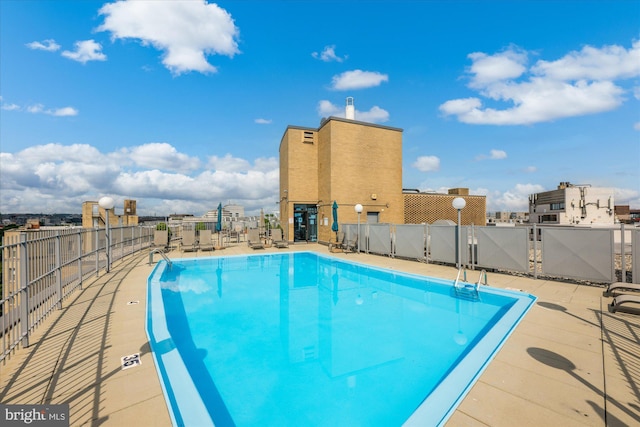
1;226;154;363
341;223;638;284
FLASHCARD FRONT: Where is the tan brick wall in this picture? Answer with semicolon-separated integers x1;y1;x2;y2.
318;119;403;243
404;193;486;225
280;119;404;243
279;126;319;241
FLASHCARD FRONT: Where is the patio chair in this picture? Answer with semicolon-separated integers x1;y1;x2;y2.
608;294;640;315
603;281;640;297
343;234;358;253
271;229;289;248
247;228;264;249
199;229;214;251
181;229;198;252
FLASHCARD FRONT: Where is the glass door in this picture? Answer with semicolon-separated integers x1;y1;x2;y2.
293;204;318;242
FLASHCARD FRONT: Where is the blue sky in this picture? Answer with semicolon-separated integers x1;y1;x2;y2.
1;0;639;217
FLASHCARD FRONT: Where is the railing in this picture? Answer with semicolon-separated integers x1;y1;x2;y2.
341;222;639;285
1;225;154;363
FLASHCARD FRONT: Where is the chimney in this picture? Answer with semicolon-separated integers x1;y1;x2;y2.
345;97;355;120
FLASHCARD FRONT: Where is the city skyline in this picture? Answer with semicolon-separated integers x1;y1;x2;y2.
1;1;639;216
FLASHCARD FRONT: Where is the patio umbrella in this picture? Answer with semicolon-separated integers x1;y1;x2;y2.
331;200;339;242
216;203;222;232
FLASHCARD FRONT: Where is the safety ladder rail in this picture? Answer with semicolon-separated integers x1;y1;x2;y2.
453;267;467;290
149;248;172;269
476;269;488;289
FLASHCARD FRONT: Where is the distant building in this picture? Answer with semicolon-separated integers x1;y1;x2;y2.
487;211;529;224
528;182;614;225
81;199;138;228
615;205;640;224
403;188;486;225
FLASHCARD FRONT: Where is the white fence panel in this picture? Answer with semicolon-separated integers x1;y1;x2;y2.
395;225;426;260
429;225;456;264
476;227;529;273
368;224;392;256
542;228;614;282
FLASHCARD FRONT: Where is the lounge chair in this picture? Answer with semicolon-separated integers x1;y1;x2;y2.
343;235;358;253
199;229;214;251
247;229;264;249
608;294;640;315
271;229;289;248
181;229;198;252
603;282;640;297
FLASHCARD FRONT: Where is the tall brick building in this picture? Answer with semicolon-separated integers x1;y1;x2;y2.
279;98;485;244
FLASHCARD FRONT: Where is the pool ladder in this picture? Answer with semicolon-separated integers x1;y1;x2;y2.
149;248;172;269
454;268;487;299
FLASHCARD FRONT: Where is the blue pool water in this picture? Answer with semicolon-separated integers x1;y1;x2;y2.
147;252;536;426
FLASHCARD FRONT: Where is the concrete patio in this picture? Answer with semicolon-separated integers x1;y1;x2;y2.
1;243;638;426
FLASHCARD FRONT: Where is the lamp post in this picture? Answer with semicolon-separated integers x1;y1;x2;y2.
452;197;466;269
99;196;115;273
354;203;363;253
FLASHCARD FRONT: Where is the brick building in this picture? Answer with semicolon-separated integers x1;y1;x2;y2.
403;188;486;226
279;98;486;244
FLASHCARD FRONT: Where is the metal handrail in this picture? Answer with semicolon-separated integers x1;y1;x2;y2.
476;269;488;288
149;248;172;268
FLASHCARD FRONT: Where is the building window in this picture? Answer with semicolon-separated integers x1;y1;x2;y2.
550;202;565;210
540;214;557;223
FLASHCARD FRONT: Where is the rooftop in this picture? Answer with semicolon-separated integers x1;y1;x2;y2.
1;243;638;426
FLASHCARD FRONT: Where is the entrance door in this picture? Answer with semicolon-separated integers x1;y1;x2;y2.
293;204;318;242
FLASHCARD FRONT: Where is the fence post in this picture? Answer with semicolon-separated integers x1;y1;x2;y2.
19;233;29;347
533;224;538;280
78;231;83;290
55;230;62;310
620;223;626;283
95;228;99;277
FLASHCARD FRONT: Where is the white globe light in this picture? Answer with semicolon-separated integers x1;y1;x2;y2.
354;203;363;213
99;196;115;210
452;197;466;210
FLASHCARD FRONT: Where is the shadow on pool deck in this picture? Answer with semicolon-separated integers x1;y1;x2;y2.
1;243;638;426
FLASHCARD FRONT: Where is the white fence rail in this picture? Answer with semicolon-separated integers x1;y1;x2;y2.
1;226;154;363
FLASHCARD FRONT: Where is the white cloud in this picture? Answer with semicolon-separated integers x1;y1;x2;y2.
330;70;388;90
26;39;60;52
61;40;107;63
614;187;640;206
440;40;640;125
312;45;347;62
467;47;528;87
490;183;545;211
97;0;240;75
317;100;389;123
531;40;640;81
1;103;20;111
51;107;79;116
476;149;507;161
119;142;201;172
523;166;537;173
0;143;279;215
490;149;507;159
24;103;78;116
254;118;272;124
412;156;440;172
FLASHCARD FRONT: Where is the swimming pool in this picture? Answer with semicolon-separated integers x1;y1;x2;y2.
147;252;536;426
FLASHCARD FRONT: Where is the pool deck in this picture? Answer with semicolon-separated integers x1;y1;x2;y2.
1;243;638;426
